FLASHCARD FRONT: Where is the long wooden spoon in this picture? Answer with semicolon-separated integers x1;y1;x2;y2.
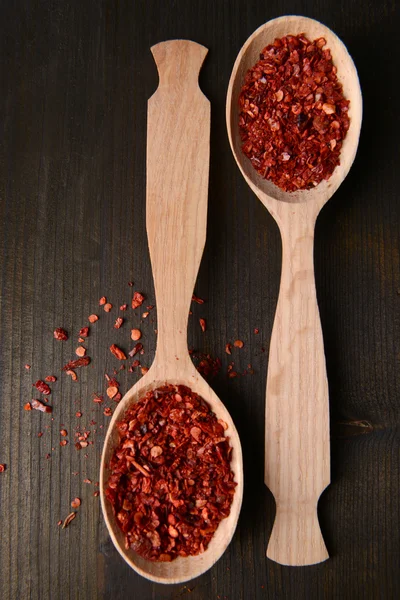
100;40;243;583
226;16;362;566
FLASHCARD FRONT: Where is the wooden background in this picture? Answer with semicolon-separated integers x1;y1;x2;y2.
0;1;399;598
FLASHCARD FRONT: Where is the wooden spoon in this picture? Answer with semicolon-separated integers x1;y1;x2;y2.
100;40;243;583
226;16;362;566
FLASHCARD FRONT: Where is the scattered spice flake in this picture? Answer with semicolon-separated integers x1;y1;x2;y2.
142;312;149;319
114;393;122;402
254;328;259;334
93;491;100;497
79;326;89;338
239;34;350;192
66;369;77;381
0;464;6;472
45;375;57;382
63;356;91;370
34;380;51;395
105;384;236;562
114;317;124;329
128;281;134;287
129;343;143;358
57;520;63;526
99;297;107;306
38;432;43;437
110;344;127;361
131;292;145;309
140;366;149;375
78;337;85;343
120;304;128;311
104;407;113;417
25;364;31;370
88;314;99;323
147;305;154;311
83;478;92;484
54;327;68;341
75;346;86;357
93;393;104;404
106;386;118;399
60;440;68;446
192;294;205;304
234;340;244;349
71;497;81;508
131;329;142;341
228;371;238;378
60;429;68;437
104;303;113;312
31;399;52;413
225;343;232;355
199;318;207;333
76;411;82;418
191;352;221;380
24;402;32;411
62;512;76;529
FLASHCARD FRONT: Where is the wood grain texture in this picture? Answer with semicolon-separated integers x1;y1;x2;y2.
100;39;243;584
0;1;399;599
226;15;363;566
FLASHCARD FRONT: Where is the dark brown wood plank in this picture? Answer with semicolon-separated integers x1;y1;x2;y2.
0;1;399;599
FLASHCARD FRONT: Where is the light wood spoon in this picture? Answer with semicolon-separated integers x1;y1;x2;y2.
226;16;362;566
100;40;243;583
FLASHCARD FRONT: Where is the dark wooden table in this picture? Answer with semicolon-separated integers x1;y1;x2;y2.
1;1;399;598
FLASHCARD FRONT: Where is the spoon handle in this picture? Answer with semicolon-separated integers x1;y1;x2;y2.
265;207;330;566
146;40;210;372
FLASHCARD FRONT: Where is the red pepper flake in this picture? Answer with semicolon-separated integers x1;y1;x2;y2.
60;429;68;437
99;297;107;306
128;281;134;287
142;312;149;319
88;314;99;323
234;340;244;349
238;34;350;192
140;366;149;375
131;292;145;309
60;440;68;446
24;402;32;411
84;478;92;484
225;343;232;355
93;393;103;404
192;353;221;380
25;364;31;370
120;304;128;311
54;327;68;341
71;497;81;508
228;371;238;379
106;386;118;399
129;343;143;358
62;512;76;529
66;369;77;381
76;411;82;418
104;407;113;417
34;380;51;395
199;318;207;333
254;328;259;334
0;464;6;472
78;337;85;343
75;346;86;357
110;345;127;361
31;399;52;413
57;520;63;526
114;317;124;329
93;491;100;497
45;375;57;382
114;392;122;403
131;329;142;341
104;303;113;312
63;356;91;371
79;327;89;338
38;432;43;437
105;384;236;562
192;294;205;305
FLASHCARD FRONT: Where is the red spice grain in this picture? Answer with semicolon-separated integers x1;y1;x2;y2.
75;346;86;357
24;402;32;411
131;292;145;309
114;317;124;329
79;327;89;338
60;440;68;446
142;312;149;319
110;345;127;361
76;411;82;418
105;384;236;562
104;303;113;312
254;328;259;334
239;34;350;192
225;343;232;355
129;343;143;358
140;366;149;375
107;386;118;399
93;491;100;497
34;380;51;395
45;375;57;382
233;340;244;349
63;356;90;371
60;429;68;437
0;464;6;472
25;364;31;370
62;512;76;529
131;329;142;341
54;328;68;341
88;314;99;323
120;304;128;311
71;497;81;508
199;318;207;333
99;297;107;306
104;407;113;417
66;369;77;381
192;294;205;305
31;399;52;413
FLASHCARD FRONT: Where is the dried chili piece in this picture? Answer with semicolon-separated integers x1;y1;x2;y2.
120;304;128;311
199;318;207;333
129;343;143;358
105;384;236;562
62;512;76;529
79;327;89;338
34;380;51;395
192;294;205;305
130;329;141;341
31;399;52;413
0;464;6;472
104;303;113;312
88;314;99;323
131;292;145;309
63;356;91;371
54;328;68;341
238;34;350;192
114;317;124;329
233;340;244;349
110;345;127;361
45;375;57;382
75;346;86;357
99;297;107;306
71;497;81;508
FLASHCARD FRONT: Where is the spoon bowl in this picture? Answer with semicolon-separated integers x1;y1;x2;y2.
227;16;362;566
100;40;243;583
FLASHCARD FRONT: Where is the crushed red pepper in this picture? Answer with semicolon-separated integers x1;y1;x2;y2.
54;328;68;341
239;34;350;191
105;384;236;562
132;292;145;310
110;345;127;361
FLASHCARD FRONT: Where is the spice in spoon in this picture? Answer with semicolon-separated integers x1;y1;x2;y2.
105;384;236;562
239;34;350;192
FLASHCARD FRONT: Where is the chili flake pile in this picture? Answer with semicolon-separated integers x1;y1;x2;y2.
105;384;236;562
239;34;350;191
